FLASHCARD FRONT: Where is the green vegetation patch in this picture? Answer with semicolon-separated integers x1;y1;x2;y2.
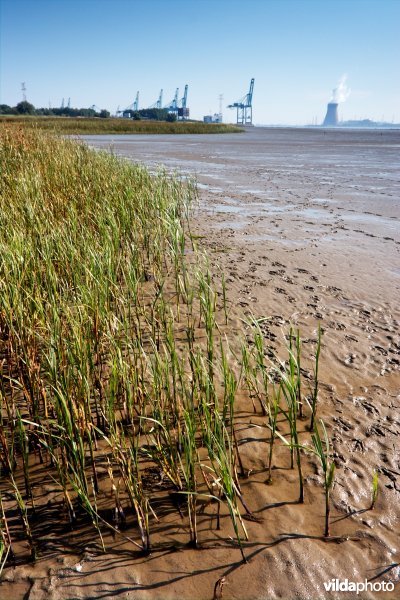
0;116;243;135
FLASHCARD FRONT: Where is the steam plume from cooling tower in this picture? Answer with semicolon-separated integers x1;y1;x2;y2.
330;74;351;104
323;75;350;126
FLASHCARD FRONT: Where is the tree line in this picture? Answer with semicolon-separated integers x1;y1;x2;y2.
0;102;180;122
0;101;110;118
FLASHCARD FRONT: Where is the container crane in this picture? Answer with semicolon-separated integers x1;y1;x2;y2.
227;78;254;125
149;89;163;109
156;89;163;109
178;84;189;120
181;85;188;110
164;88;179;113
133;91;139;112
117;92;140;117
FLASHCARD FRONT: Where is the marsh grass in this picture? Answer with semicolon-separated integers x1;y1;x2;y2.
0;124;249;563
0;116;243;135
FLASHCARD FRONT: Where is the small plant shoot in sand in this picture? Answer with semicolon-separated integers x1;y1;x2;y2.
311;419;336;538
370;470;379;510
266;389;280;485
309;325;322;432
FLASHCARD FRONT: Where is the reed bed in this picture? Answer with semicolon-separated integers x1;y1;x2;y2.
0;124;361;576
0;116;242;135
0;124;250;565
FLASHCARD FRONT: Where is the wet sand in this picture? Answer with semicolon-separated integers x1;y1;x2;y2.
5;128;399;598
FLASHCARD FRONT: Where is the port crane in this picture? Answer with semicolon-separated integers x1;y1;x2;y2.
149;89;163;109
178;85;189;120
227;78;254;125
181;85;188;110
133;91;139;111
164;88;179;112
116;91;140;117
121;91;139;113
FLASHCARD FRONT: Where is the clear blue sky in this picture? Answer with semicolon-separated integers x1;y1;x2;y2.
1;0;399;124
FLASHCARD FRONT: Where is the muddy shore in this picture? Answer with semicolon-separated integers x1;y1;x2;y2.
4;127;399;599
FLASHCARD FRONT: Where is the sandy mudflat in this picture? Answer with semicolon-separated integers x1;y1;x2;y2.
4;128;399;599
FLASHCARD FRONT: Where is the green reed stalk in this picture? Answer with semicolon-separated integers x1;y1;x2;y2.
278;342;304;503
0;493;14;568
266;388;281;484
201;413;248;562
309;325;322;431
253;324;269;416
16;411;33;503
221;273;228;325
9;473;36;561
179;406;199;547
311;419;336;537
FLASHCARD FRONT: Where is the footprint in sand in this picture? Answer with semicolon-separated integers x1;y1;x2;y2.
282;276;294;284
328;321;346;331
333;416;354;432
360;400;380;415
344;353;357;365
271;261;286;268
366;424;386;438
374;345;388;356
345;334;358;342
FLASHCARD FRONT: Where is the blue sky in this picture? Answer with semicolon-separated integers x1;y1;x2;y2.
1;0;399;124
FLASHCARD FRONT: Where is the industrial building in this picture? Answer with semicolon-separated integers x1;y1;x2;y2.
323;102;339;126
203;113;222;123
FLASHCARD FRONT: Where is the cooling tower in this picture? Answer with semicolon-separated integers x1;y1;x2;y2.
323;102;339;126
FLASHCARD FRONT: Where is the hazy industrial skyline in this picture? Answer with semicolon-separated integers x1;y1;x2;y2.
1;0;399;125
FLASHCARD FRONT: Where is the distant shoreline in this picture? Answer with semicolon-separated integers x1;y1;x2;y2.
255;123;400;130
